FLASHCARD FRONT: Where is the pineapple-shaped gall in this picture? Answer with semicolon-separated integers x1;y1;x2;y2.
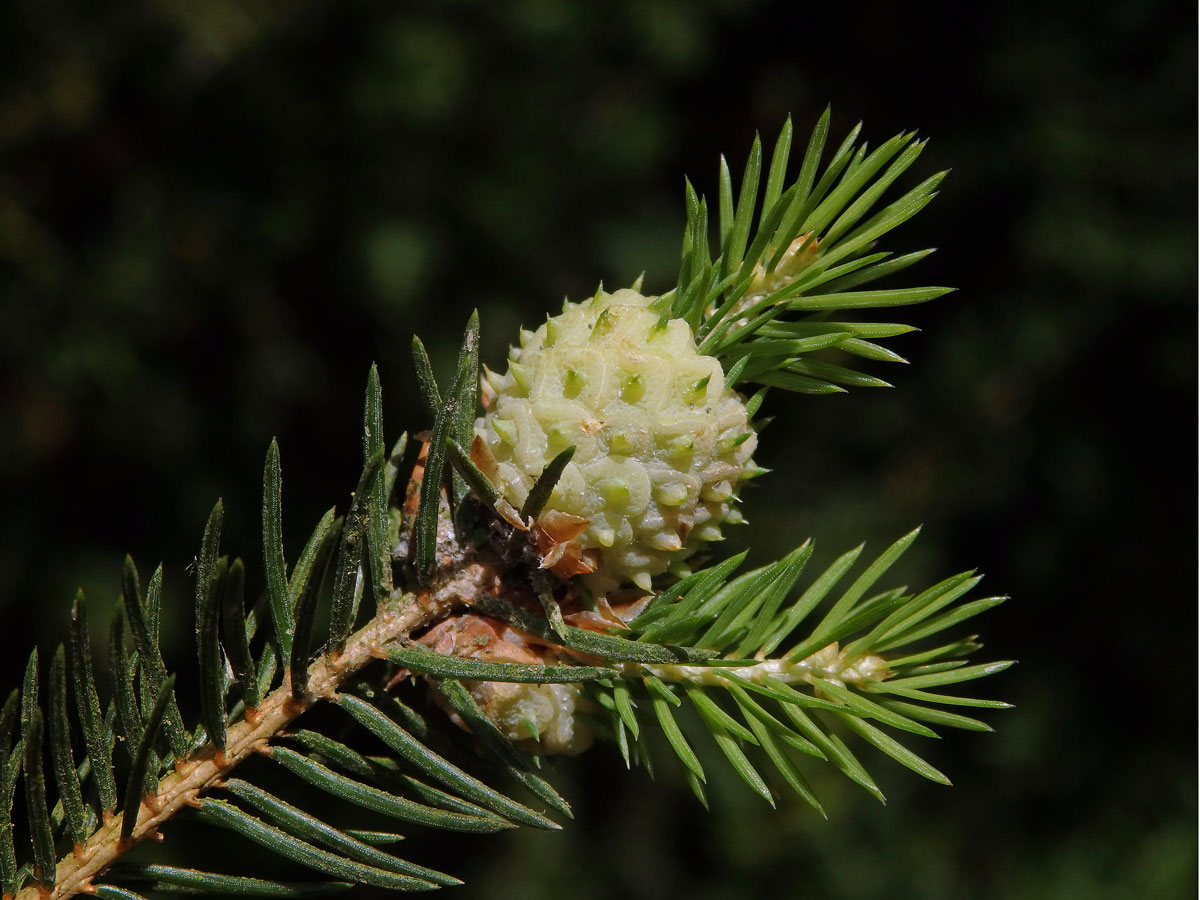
421;614;594;755
475;288;756;594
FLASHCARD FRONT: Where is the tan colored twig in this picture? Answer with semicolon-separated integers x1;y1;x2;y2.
20;549;498;900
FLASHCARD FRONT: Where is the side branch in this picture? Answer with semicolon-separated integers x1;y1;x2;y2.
621;643;891;689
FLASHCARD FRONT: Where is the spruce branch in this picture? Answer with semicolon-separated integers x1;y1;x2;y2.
660;108;953;396
21;527;499;900
0;111;1012;897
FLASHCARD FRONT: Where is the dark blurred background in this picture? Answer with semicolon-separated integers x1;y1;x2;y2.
0;0;1194;897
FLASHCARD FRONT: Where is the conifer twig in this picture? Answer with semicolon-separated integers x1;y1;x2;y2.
21;542;497;900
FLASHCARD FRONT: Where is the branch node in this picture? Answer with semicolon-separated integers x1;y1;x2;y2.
283;695;305;717
144;791;166;816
